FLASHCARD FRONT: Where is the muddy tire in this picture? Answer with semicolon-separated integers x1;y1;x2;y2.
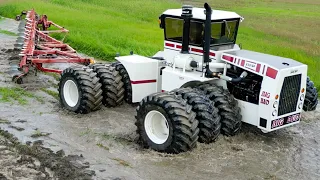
172;88;221;143
197;84;242;136
58;65;103;114
135;92;199;153
89;63;125;107
111;61;132;104
303;77;318;111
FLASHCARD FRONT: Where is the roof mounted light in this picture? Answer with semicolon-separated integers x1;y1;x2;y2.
181;5;193;17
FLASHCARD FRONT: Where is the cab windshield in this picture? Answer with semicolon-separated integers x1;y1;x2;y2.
164;17;239;46
210;20;238;46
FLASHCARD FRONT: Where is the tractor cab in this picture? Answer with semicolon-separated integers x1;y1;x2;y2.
158;5;243;63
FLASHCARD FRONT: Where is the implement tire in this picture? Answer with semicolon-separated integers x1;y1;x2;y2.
135;92;199;154
112;61;132;104
58;65;103;114
172;87;221;143
197;84;242;136
303;76;318;111
89;63;125;107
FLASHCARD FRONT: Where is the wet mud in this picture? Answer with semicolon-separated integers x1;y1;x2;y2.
0;17;320;180
0;129;94;180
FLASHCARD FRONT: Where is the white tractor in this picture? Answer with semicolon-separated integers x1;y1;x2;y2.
58;3;318;153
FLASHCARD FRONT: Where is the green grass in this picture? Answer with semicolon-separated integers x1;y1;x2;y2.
40;88;59;100
0;87;35;105
0;0;318;90
0;29;16;36
0;87;44;105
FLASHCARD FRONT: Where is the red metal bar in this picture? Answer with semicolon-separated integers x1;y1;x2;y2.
31;58;89;64
35;64;63;74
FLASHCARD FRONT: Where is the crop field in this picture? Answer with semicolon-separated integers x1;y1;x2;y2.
0;0;319;90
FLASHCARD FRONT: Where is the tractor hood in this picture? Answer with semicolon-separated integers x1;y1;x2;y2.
220;49;307;79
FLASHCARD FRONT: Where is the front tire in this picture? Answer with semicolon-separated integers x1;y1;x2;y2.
135;92;199;153
197;84;242;136
172;87;221;143
58;65;103;114
303;76;318;111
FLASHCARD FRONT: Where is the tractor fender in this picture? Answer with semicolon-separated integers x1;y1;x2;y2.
114;54;162;103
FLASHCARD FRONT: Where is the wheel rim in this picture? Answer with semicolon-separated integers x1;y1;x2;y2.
144;110;170;144
63;80;79;107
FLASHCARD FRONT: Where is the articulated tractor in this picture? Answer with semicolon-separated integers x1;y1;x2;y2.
58;3;318;153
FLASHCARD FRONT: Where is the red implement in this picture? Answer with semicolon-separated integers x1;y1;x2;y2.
15;9;92;79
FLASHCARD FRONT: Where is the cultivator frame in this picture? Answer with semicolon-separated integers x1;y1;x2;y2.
14;9;92;83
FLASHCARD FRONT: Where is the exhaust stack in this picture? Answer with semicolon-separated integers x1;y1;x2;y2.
181;5;193;54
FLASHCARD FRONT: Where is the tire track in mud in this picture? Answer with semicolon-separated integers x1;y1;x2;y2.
0;129;95;180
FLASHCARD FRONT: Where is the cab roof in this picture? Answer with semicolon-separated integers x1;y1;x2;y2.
162;7;243;21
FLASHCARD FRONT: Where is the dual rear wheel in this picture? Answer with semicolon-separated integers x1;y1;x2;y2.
136;86;241;154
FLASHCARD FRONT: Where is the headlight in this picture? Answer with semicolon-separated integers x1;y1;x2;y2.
300;94;304;101
272;110;277;116
298;102;303;109
273;101;278;108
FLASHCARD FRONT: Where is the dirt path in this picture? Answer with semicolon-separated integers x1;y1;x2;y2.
0;17;320;180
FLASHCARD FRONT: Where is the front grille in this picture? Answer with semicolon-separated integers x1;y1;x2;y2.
278;74;301;116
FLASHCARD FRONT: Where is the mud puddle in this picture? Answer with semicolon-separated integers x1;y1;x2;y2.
0;17;320;180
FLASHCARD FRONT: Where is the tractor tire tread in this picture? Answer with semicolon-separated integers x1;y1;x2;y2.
135;92;199;153
197;83;242;136
89;63;125;107
172;87;221;143
58;65;103;114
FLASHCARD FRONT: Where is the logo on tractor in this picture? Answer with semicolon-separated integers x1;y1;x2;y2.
261;91;270;98
271;113;301;129
271;118;284;129
244;61;257;71
290;69;298;74
260;98;269;105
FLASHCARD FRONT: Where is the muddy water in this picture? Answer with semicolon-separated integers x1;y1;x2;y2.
1;17;320;180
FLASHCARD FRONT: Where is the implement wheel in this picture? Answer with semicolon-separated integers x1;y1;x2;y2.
58;65;103;114
135;92;199;153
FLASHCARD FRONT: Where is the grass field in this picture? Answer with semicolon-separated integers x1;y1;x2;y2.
0;0;319;90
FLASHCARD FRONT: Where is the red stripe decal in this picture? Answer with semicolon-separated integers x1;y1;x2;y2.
256;64;261;72
165;43;174;48
176;45;182;49
222;55;234;62
241;60;245;67
266;67;278;79
209;52;215;56
131;79;157;84
191;48;203;53
262;65;265;74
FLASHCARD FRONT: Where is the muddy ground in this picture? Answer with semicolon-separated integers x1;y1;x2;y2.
0;17;320;180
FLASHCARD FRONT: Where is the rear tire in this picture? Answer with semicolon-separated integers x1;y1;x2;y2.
112;61;132;104
89;63;125;107
303;76;318;111
135;92;199;153
58;65;103;114
172;87;221;143
197;84;242;136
